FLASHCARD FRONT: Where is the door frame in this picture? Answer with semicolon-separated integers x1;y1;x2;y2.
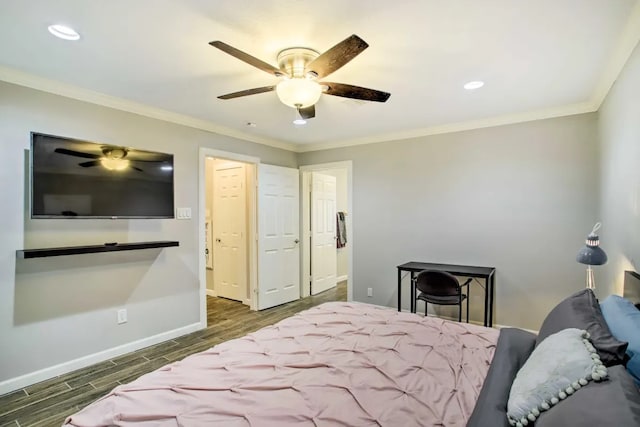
299;161;353;302
199;148;260;326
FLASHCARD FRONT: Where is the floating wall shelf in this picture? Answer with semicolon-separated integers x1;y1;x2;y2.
16;241;179;259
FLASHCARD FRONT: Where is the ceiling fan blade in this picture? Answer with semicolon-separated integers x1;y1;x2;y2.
218;86;276;100
54;148;101;159
321;82;391;102
209;41;283;77
78;160;101;168
298;105;316;119
305;34;369;79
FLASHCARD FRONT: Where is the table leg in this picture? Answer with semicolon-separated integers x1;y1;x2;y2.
489;271;495;327
411;272;416;313
484;275;489;327
397;268;401;312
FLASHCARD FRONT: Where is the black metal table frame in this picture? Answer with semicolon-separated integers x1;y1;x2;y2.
397;261;496;327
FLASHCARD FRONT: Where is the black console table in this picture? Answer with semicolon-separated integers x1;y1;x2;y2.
397;261;496;327
16;241;179;259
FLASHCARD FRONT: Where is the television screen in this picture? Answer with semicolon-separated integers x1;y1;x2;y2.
31;132;174;219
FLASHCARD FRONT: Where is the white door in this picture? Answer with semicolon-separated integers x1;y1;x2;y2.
213;160;247;302
311;172;337;295
257;164;300;309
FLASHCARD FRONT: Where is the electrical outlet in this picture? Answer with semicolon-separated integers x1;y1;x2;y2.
117;309;127;324
367;288;373;297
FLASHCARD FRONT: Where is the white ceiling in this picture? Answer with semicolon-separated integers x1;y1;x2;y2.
1;0;639;152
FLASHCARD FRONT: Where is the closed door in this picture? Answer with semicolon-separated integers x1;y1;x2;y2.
257;164;300;309
311;172;337;295
213;161;247;302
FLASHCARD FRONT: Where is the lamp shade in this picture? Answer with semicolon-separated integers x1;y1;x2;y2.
276;78;322;108
576;223;608;266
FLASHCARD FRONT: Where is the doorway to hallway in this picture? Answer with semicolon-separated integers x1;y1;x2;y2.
300;161;353;302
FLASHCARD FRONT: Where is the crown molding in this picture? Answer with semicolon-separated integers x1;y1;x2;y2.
4;1;639;158
0;66;297;152
297;2;640;153
590;0;640;109
295;100;598;153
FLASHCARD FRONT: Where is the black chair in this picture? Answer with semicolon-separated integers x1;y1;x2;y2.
414;270;472;322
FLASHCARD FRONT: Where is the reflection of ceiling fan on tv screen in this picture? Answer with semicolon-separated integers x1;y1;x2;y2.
54;146;168;172
31;132;175;219
210;34;391;121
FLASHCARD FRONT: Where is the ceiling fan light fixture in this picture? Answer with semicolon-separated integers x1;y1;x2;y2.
276;78;322;108
47;24;80;40
101;157;129;171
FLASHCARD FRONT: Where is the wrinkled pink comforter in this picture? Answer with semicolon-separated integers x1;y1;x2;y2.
65;302;498;426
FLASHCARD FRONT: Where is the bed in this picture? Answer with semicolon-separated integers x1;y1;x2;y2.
64;292;640;427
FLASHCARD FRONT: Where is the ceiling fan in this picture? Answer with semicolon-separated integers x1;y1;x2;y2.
209;34;390;121
54;146;163;171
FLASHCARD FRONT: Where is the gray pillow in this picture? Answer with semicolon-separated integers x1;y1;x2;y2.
535;365;640;426
536;289;627;366
507;328;607;427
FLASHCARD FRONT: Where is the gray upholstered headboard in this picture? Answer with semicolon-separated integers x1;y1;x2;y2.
623;270;640;305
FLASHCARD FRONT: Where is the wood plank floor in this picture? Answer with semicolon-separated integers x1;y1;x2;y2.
0;282;347;427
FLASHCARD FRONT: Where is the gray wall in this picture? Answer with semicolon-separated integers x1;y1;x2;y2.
0;81;296;388
299;114;599;330
598;42;640;296
4;52;633;389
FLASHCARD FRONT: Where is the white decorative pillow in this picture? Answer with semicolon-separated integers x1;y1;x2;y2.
507;328;608;427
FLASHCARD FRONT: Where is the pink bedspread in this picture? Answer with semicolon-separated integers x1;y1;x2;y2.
65;302;499;426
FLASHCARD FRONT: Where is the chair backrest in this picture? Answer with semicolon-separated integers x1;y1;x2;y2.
415;270;461;296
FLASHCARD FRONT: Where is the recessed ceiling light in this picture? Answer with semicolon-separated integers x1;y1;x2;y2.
160;165;173;171
464;81;485;90
293;118;307;125
48;24;80;41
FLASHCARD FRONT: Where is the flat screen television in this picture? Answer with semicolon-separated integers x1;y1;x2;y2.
31;132;175;219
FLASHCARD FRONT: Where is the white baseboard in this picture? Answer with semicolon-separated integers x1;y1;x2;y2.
0;322;203;395
206;290;249;307
399;308;538;334
336;275;348;283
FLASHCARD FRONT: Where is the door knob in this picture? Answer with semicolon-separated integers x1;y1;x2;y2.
294;239;300;244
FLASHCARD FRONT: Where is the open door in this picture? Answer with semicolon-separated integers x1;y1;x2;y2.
310;172;337;295
212;160;247;302
257;164;300;309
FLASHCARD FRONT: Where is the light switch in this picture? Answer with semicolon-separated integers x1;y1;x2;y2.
176;207;192;220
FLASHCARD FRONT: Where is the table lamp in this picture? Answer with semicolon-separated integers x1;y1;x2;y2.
576;222;608;290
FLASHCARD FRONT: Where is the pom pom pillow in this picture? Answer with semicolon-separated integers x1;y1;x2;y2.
507;328;607;427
